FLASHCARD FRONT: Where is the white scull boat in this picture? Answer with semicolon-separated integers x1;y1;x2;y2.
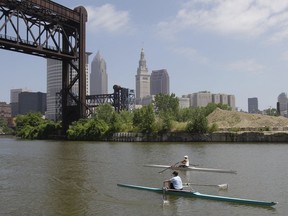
143;164;237;174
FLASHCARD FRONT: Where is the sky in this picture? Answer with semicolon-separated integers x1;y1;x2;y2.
1;0;288;111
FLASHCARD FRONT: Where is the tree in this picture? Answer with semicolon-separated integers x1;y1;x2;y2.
0;117;13;134
153;93;179;118
94;104;115;124
158;111;173;132
186;108;208;134
15;112;60;139
67;118;109;140
176;107;195;122
133;104;157;134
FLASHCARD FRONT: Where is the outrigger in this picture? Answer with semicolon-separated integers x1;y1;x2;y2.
117;183;277;207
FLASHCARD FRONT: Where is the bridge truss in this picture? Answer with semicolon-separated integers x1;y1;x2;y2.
0;0;87;133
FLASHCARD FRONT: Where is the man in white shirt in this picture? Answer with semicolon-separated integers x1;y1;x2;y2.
164;171;183;190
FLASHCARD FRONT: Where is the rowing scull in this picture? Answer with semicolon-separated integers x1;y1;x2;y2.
117;183;277;207
143;164;237;174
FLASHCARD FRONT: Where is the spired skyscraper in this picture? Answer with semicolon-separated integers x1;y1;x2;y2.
90;51;108;95
150;69;170;95
135;48;150;104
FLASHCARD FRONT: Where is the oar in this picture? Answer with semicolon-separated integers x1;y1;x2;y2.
189;163;199;167
158;162;179;174
162;182;168;204
184;183;228;190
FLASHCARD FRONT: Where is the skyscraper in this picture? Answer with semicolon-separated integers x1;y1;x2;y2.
46;53;91;120
150;69;170;95
90;51;108;95
248;97;259;113
135;48;150;104
277;92;288;116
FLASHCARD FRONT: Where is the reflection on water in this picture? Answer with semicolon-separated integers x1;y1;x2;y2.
0;137;286;215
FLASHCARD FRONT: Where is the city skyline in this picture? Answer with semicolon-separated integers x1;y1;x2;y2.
1;0;288;111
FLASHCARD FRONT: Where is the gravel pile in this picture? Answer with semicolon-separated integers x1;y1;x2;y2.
207;108;288;130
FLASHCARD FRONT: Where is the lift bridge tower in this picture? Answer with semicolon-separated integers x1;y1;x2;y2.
0;0;88;134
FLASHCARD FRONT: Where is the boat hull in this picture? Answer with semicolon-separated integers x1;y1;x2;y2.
143;164;237;174
117;183;277;207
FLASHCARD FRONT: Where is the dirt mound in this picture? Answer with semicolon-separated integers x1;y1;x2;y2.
207;108;288;130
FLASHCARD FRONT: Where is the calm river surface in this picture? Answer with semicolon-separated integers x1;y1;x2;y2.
0;136;287;216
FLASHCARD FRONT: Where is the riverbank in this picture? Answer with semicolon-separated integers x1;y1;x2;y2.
110;131;288;142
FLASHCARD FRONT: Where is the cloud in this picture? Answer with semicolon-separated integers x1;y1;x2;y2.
171;46;208;63
86;4;133;34
226;59;266;74
281;51;288;61
158;0;288;41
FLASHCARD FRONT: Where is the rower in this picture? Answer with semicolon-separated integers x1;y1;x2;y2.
178;155;189;168
164;171;183;190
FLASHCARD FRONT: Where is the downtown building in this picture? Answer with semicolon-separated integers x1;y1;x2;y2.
135;48;150;105
150;69;170;95
248;97;259;113
90;51;108;95
277;92;288;116
183;91;236;110
135;49;170;105
10;88;31;117
18;92;46;115
46;53;91;120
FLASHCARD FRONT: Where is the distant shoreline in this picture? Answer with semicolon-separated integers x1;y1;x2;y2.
110;131;288;143
2;132;288;143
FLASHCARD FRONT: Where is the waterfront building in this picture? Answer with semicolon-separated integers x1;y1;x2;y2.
178;97;190;108
228;95;236;111
90;51;108;95
277;92;288;116
183;91;236;110
220;94;228;105
150;69;170;95
248;97;259;113
135;48;150;105
46;53;91;120
18;92;46;115
212;94;221;104
189;91;212;107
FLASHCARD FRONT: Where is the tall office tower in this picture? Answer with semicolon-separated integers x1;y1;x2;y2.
277;92;288;116
248;97;259;113
135;48;150;105
10;88;31;117
150;69;170;95
90;51;108;95
46;53;91;120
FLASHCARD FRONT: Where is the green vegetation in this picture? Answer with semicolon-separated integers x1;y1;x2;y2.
15;112;61;139
0;117;13;134
13;94;232;140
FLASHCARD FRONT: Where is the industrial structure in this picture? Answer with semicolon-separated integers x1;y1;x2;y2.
0;0;88;133
0;1;135;135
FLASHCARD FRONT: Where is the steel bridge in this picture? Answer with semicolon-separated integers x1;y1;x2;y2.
0;0;87;133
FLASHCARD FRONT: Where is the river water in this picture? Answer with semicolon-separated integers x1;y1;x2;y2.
0;136;287;216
